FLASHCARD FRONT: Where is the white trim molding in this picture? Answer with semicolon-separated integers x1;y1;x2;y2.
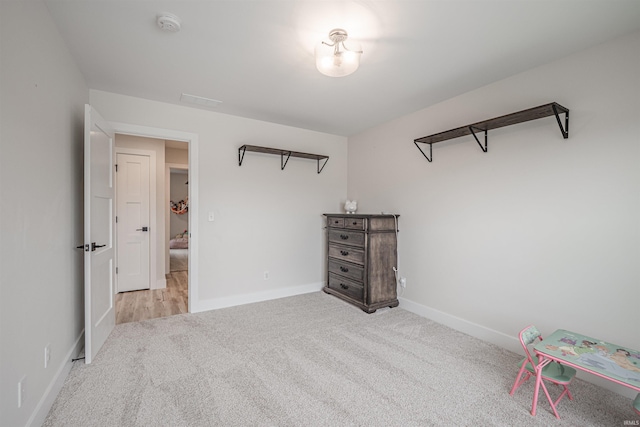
194;282;324;313
399;297;520;352
109;122;198;313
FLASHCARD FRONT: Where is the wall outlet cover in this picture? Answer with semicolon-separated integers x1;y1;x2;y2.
18;375;26;408
44;344;51;368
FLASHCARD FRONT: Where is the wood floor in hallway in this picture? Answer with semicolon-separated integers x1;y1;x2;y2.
115;269;188;325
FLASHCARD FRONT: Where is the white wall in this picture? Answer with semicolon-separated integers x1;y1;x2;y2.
91;90;348;311
0;1;88;425
166;147;188;164
347;32;640;395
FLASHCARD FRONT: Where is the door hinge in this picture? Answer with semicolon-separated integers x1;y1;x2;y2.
116;267;118;274
115;164;118;172
116;216;118;223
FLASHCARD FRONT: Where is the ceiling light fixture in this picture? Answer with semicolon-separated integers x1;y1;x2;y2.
315;28;363;77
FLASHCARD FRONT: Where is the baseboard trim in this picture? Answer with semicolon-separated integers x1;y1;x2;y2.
153;277;167;290
194;282;324;313
28;329;85;427
398;297;637;399
398;297;521;353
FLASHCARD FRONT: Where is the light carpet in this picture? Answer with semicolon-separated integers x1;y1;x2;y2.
170;249;188;272
44;292;638;426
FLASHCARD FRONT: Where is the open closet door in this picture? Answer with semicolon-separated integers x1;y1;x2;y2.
83;104;116;364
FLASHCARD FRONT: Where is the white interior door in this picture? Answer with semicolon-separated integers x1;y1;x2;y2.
116;153;150;292
84;105;116;364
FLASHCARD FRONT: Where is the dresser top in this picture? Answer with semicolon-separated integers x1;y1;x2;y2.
324;213;400;218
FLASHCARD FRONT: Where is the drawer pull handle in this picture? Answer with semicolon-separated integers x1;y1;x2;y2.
340;283;349;290
352;222;358;225
340;234;349;240
334;220;340;224
340;250;349;256
340;266;349;272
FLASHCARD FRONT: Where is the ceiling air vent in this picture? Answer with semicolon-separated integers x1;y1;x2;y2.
180;93;223;108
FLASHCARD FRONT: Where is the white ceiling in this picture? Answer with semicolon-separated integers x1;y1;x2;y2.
44;0;640;136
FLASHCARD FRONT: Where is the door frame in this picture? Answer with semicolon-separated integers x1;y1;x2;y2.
166;162;189;275
109;122;198;313
114;148;157;292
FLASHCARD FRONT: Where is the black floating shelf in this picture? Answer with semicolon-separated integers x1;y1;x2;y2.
238;144;329;174
414;102;569;162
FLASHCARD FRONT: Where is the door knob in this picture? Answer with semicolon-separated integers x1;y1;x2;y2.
91;242;106;251
136;226;149;232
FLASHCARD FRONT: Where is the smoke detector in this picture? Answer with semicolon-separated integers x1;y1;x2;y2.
157;13;181;32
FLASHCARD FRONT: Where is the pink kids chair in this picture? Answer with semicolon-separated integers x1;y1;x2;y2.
509;325;576;418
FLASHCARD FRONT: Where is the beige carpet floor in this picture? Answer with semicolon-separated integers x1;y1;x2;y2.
170;248;188;272
44;292;638;426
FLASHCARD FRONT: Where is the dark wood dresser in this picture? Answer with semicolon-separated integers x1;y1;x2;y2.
323;214;399;313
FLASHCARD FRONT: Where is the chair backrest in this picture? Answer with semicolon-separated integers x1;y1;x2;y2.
519;325;542;366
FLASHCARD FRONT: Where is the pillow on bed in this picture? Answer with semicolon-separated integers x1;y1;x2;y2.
170;237;188;249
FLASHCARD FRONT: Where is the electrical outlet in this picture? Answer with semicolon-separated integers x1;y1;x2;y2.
18;375;26;408
400;277;407;288
44;344;51;369
263;271;269;280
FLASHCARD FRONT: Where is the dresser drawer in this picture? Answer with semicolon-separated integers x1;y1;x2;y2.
328;217;345;228
328;244;364;265
328;229;365;247
328;259;364;282
328;273;364;301
345;217;365;230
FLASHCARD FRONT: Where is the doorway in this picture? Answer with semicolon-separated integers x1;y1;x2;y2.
114;134;191;324
168;166;189;273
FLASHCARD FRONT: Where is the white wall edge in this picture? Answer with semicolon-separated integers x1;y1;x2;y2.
155;277;167;290
398;297;637;399
28;330;84;427
194;282;324;313
109;121;198;143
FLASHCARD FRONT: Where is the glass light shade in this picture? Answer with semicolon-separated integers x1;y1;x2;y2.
315;41;362;77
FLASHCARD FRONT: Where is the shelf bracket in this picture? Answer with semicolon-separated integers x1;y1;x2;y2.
552;104;569;139
238;145;247;166
413;103;570;164
317;157;329;174
238;145;329;173
281;151;292;170
469;126;488;153
414;141;433;162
